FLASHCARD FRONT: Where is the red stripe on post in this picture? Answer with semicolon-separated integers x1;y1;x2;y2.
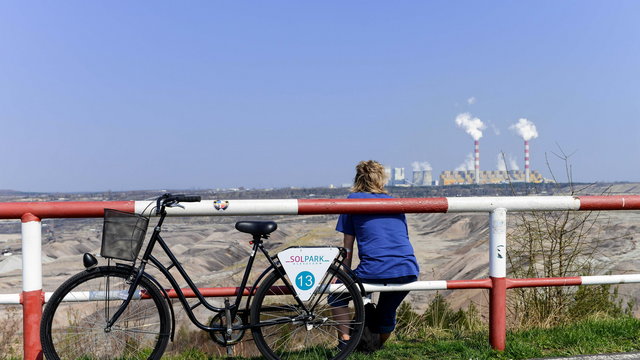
489;277;506;351
507;277;582;288
447;278;492;289
21;290;44;360
0;201;135;219
578;196;640;211
297;198;449;215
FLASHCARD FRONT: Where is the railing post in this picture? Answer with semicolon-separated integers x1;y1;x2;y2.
489;208;507;351
21;213;43;360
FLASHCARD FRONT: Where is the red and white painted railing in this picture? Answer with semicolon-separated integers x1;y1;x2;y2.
1;195;640;359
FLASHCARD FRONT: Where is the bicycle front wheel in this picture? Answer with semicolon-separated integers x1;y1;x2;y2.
40;266;170;360
251;265;364;360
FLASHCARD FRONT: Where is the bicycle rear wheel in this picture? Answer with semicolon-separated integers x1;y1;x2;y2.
250;265;364;360
40;266;170;360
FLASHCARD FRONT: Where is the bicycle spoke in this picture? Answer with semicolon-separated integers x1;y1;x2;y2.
251;265;365;360
41;267;170;360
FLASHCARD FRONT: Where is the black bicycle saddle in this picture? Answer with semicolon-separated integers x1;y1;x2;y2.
235;221;278;237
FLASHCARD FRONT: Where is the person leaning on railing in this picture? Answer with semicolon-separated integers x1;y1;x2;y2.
331;160;420;352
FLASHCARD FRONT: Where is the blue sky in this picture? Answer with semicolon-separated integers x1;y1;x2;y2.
1;1;638;192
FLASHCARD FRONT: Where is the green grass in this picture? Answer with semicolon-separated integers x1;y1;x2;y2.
359;316;640;360
162;316;640;359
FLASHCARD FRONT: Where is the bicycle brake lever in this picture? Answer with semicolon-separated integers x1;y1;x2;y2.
167;203;185;210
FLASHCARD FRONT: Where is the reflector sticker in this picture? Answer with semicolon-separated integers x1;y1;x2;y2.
213;200;229;210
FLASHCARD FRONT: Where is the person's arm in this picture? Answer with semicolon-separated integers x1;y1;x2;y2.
342;234;355;268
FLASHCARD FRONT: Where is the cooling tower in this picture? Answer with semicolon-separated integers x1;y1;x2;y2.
412;170;432;186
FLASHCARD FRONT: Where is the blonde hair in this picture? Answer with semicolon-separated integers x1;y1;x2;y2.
351;160;388;194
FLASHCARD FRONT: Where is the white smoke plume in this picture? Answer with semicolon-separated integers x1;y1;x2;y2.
497;153;520;172
455;112;485;140
455;153;475;171
411;161;432;172
467;96;476;105
510;118;538;141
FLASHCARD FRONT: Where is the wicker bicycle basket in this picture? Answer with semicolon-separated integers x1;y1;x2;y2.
101;209;149;261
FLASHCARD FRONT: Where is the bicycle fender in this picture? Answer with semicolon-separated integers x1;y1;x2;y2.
334;247;367;296
144;272;177;342
245;264;277;312
113;264;177;342
335;261;367;297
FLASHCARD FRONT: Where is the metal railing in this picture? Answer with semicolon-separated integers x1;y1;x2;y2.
1;194;639;359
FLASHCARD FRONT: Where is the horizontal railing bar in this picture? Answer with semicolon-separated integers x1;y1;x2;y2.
2;195;640;219
4;274;639;305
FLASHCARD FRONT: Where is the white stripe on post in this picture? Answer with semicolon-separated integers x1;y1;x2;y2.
135;199;299;216
489;208;507;278
22;219;42;292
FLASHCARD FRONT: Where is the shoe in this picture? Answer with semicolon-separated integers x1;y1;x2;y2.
356;326;381;354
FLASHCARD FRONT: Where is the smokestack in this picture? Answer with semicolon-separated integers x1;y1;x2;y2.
455;113;485;185
510;118;538;184
474;140;480;184
524;140;530;183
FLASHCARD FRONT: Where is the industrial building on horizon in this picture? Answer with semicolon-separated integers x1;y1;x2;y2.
384;131;547;186
384;167;546;187
438;169;545;185
385;167;433;187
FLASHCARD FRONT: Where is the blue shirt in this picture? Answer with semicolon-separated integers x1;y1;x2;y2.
336;192;420;280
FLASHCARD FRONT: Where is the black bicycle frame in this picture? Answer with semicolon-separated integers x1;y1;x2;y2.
106;209;313;332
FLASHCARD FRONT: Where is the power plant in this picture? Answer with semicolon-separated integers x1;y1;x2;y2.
383;117;547;187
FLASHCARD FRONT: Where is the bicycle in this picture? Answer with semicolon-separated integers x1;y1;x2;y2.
40;193;365;359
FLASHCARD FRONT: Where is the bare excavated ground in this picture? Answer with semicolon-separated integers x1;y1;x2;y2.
1;183;639;322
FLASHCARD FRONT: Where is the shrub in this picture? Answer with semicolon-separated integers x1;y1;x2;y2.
395;293;483;340
0;307;21;359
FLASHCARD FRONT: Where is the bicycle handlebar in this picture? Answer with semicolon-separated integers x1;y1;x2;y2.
156;193;202;215
174;195;201;203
